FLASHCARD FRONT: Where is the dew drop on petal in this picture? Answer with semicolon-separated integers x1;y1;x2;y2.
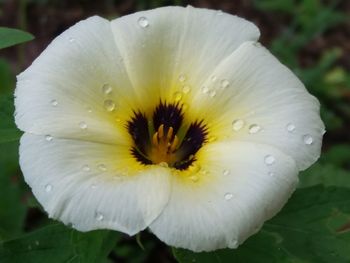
228;239;238;248
189;175;199;182
211;75;217;82
209;90;217;98
224;192;233;200
201;86;209;94
182;85;191;94
221;79;230;88
223;169;230;176
303;134;313;145
249;124;261;134
232;119;244;131
98;164;107;171
68;37;75;42
286;123;296;133
51;99;58;107
103;99;116;112
79;121;88;130
138;17;149;28
95;212;104;221
86;107;92;113
173;91;182;102
188;163;201;173
178;74;186;82
268;172;275;177
264;155;275;165
82;165;90;172
45;184;53;192
159;162;168;168
102;83;112;95
45;135;53;142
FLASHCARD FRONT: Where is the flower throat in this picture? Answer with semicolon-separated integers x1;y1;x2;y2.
127;101;207;170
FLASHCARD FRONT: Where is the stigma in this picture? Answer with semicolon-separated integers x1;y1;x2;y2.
149;124;179;165
127;101;208;170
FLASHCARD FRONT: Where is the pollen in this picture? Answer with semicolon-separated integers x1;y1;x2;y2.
127;102;208;170
149;125;179;165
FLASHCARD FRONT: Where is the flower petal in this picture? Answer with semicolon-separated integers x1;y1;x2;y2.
110;6;260;107
149;140;298;252
15;16;135;144
190;42;324;170
19;133;171;235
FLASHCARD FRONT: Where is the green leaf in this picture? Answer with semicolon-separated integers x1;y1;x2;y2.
0;27;34;49
173;186;350;263
0;224;120;263
0;59;15;94
299;163;350;188
0;94;22;143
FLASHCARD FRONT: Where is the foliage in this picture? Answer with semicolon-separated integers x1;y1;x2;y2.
0;0;349;262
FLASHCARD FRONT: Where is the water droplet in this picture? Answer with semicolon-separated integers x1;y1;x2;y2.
286;123;295;133
224;192;233;200
51;99;58;107
201;86;209;94
82;165;90;172
98;164;107;171
189;175;199;182
303;134;313;145
211;75;217;82
232;119;244;131
189;163;201;173
95;212;104;221
45;184;53;192
228;239;238;248
79;121;87;130
138;17;149;28
221;79;230;88
253;42;262;47
178;74;186;82
223;169;230;176
159;162;168;168
264;155;275;165
268;172;275;177
209;90;217;98
68;37;75;42
103;99;116;112
207;136;217;142
45;135;53;142
182;85;190;94
86;107;92;113
102;83;112;95
249;124;261;134
173;91;182;102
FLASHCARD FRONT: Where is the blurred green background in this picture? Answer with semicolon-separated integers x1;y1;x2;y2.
0;0;349;262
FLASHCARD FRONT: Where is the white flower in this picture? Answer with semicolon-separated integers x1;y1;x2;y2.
15;6;324;252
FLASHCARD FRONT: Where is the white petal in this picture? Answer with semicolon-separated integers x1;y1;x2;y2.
110;6;260;106
191;42;324;170
15;16;135;144
19;133;171;235
150;141;298;252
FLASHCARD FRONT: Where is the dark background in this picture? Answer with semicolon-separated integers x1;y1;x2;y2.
0;0;349;262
